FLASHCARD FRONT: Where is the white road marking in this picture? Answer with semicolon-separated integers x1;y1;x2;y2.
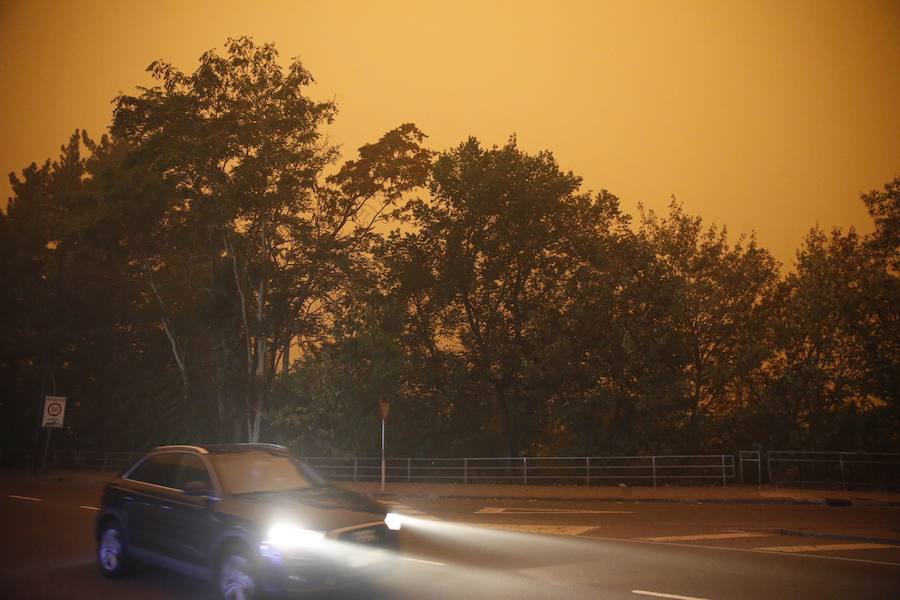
477;507;632;515
9;495;42;502
382;501;434;518
391;509;428;515
755;542;899;553
80;505;101;511
583;534;900;568
632;590;710;600
471;523;597;536
641;532;771;542
399;556;446;566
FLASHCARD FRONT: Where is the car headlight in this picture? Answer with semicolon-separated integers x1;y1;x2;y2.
384;512;403;531
264;523;326;549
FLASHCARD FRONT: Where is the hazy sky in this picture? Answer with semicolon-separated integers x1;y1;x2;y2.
1;0;898;265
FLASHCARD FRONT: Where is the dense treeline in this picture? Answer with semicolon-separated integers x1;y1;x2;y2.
1;39;897;457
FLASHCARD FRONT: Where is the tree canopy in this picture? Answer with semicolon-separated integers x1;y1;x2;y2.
2;39;897;457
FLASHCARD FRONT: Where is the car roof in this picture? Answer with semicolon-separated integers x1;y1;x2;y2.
151;443;288;455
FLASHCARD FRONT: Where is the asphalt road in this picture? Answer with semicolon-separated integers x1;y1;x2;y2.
1;477;899;599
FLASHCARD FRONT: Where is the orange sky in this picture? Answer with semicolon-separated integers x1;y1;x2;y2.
1;0;898;265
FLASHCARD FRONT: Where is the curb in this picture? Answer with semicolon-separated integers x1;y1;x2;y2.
366;491;838;506
363;491;900;508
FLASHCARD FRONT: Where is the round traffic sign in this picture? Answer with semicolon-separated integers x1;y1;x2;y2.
48;402;63;417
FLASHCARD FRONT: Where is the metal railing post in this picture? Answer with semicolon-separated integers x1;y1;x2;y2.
353;457;358;482
739;452;744;485
586;457;591;486
407;457;411;482
464;458;468;484
757;452;761;489
523;457;527;485
767;451;773;486
651;456;657;487
838;453;846;490
721;455;727;487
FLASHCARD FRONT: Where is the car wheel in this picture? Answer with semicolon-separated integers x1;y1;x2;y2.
217;547;258;600
97;520;132;578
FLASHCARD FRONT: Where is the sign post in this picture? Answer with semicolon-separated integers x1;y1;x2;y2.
380;400;391;492
41;396;66;473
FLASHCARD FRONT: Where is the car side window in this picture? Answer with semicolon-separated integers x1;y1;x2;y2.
176;453;213;491
127;452;180;489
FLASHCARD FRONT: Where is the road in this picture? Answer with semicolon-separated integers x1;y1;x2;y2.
1;476;899;599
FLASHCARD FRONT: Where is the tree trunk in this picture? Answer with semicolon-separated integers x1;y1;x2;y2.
147;274;190;401
213;332;228;439
250;406;262;443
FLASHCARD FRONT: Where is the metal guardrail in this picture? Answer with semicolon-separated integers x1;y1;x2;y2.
51;450;140;471
0;450;139;471
739;450;762;486
3;449;896;489
766;451;900;489
299;454;736;487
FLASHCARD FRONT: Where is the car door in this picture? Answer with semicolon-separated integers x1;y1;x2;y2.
122;452;181;556
156;452;218;570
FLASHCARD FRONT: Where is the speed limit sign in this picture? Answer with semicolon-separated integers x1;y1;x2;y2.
42;396;67;428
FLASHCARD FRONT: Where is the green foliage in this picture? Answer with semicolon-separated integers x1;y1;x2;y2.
761;221;899;449
108;38;431;442
634;201;781;449
1;37;896;456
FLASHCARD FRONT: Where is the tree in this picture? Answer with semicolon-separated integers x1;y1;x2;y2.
111;38;432;441
0;131;192;452
862;177;899;271
636;201;780;448
396;136;632;455
768;207;899;449
1;133;92;454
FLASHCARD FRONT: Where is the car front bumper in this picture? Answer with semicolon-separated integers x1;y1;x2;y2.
258;528;399;594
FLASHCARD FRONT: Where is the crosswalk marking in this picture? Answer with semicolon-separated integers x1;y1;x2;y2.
470;523;597;536
641;532;771;542
633;590;710;600
381;500;432;518
755;542;899;553
9;495;42;502
477;507;632;515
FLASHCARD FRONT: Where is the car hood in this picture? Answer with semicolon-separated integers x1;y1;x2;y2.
215;485;388;534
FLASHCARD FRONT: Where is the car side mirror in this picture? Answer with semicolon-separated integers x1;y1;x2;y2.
183;480;212;496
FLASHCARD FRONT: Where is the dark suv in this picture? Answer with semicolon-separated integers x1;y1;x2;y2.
95;444;401;599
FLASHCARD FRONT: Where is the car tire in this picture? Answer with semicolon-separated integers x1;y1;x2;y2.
217;545;259;600
97;519;133;578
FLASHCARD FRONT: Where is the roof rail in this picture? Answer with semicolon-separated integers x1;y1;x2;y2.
152;445;209;454
150;443;288;454
231;443;286;450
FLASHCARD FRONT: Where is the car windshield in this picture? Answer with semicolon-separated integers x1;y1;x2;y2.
210;450;326;495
